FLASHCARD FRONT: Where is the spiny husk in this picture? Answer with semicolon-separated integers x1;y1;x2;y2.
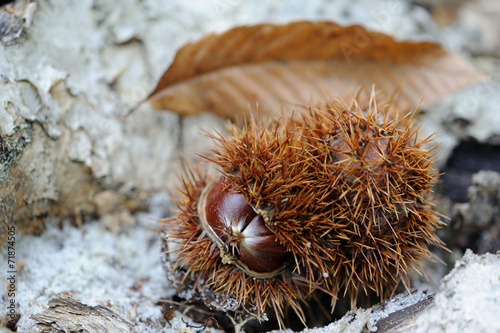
162;93;444;327
162;165;321;327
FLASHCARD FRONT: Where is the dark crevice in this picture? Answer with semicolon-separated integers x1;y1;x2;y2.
440;141;500;203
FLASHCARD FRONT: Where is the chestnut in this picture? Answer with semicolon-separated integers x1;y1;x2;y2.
198;176;288;278
162;95;445;328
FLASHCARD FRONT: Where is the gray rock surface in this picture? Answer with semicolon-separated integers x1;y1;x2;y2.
414;250;500;333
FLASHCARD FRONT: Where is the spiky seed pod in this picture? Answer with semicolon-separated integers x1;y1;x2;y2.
162;94;445;327
298;103;444;305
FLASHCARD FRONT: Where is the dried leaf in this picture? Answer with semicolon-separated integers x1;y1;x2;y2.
147;21;485;118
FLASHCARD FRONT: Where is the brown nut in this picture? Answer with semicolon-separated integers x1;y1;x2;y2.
198;176;288;278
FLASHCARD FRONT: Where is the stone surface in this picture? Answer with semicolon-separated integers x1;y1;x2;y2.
414;250;500;333
451;171;500;254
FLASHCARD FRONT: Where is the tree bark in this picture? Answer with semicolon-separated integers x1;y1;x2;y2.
0;0;224;238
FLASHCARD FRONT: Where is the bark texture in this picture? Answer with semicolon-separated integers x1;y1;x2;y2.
30;295;133;333
0;0;224;238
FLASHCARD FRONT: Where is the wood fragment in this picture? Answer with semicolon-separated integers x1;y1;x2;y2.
374;293;434;332
30;295;133;333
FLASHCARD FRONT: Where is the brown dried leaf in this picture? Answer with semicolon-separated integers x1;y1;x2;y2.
147;21;485;118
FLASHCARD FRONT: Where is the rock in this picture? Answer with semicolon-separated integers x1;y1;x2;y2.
452;171;500;253
414;250;500;333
